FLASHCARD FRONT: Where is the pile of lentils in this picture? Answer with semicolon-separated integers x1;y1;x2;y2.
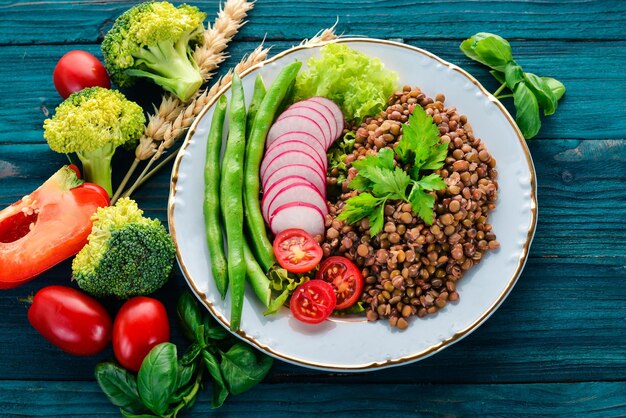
323;85;500;330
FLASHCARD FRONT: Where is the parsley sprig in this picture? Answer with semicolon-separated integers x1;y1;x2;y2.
337;106;447;236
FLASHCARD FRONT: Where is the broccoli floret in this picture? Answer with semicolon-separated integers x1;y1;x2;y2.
43;87;145;196
101;1;207;101
72;198;175;299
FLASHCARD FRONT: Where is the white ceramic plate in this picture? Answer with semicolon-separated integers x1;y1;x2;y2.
168;38;537;371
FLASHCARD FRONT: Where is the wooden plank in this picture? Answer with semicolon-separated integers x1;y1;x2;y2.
0;253;623;382
0;380;625;416
1;40;624;144
0;0;624;45
2;139;624;258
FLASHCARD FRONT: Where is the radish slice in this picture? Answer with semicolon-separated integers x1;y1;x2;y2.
276;105;333;148
262;164;326;196
284;101;338;143
260;150;325;182
261;140;327;176
268;132;326;163
308;97;344;144
265;183;327;225
267;115;326;148
262;176;322;221
270;202;326;237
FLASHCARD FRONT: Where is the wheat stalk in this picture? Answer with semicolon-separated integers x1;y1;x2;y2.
111;0;255;203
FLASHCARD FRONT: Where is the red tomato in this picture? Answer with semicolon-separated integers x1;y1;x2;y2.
290;280;336;324
28;286;112;356
316;256;364;310
0;166;110;288
113;297;170;372
273;228;323;273
53;50;110;99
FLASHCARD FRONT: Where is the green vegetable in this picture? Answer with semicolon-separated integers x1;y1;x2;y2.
204;95;229;299
221;74;247;331
138;343;179;416
96;292;273;415
101;1;206;101
460;32;566;139
264;266;310;315
43;87;145;196
244;61;302;271
245;75;267;139
294;43;399;121
219;343;273;395
326;130;356;188
244;241;272;307
72;198;175;299
338;106;447;235
332;301;366;316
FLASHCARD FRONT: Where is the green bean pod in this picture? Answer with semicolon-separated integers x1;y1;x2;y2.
204;95;229;299
243;61;303;272
220;74;247;330
243;240;271;307
245;75;267;139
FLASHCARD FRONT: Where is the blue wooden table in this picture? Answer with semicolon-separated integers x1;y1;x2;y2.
1;0;625;416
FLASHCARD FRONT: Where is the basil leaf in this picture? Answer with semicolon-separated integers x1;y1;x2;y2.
219;343;273;395
94;362;144;413
542;76;566;101
181;342;203;365
504;62;524;90
204;314;230;341
120;410;157;418
513;82;541;139
203;350;229;408
524;72;558;115
490;70;505;84
461;32;513;71
137;342;179;416
170;361;197;404
177;292;204;343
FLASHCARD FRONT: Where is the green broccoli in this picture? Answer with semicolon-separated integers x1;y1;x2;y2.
72;198;176;299
101;1;207;101
43;87;145;197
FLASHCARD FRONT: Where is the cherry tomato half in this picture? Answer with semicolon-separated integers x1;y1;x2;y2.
53;50;110;99
28;286;112;356
113;297;170;372
290;280;336;324
273;228;323;273
316;256;364;310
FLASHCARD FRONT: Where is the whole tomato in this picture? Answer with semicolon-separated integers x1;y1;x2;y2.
28;286;112;356
113;297;170;372
53;50;111;99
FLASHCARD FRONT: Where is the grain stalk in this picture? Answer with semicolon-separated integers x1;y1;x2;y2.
111;0;255;204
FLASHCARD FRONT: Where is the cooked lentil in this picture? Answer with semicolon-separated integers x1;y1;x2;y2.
323;85;499;329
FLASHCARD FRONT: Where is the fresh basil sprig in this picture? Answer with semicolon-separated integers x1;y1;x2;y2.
460;32;565;139
95;292;273;416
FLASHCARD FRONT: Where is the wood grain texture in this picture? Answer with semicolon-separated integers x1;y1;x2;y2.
1;0;625;45
0;380;625;417
1;39;625;145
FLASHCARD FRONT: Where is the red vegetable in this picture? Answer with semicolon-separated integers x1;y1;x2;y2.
113;297;170;372
53;50;111;99
0;166;109;289
316;256;364;310
290;280;336;324
28;286;112;356
273;228;323;273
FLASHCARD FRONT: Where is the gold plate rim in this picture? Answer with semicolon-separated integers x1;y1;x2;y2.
167;37;538;371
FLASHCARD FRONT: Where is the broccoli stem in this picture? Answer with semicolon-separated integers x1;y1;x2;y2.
128;38;203;101
77;144;115;197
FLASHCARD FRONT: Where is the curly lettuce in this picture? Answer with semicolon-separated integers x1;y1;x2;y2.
294;44;399;121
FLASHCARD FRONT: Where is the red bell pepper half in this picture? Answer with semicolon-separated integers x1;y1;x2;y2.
0;166;109;288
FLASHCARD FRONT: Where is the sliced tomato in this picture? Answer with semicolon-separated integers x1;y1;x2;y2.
273;228;323;273
290;280;336;324
0;166;109;288
316;256;364;310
